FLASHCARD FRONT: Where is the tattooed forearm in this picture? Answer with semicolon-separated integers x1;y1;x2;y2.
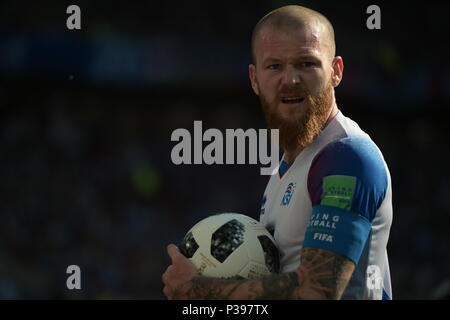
252;247;354;300
177;247;354;300
256;272;299;299
182;272;300;300
297;247;355;299
179;276;248;300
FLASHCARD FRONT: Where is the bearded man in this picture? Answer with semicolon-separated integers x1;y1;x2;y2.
162;5;393;300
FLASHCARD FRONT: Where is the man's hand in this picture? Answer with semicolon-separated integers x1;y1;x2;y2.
162;245;355;300
161;244;198;299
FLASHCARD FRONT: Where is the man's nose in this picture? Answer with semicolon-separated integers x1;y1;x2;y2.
282;67;301;88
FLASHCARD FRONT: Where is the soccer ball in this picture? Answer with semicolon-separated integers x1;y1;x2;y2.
179;213;280;279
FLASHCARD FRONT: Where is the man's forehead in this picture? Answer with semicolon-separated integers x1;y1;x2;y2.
256;25;325;59
259;26;320;46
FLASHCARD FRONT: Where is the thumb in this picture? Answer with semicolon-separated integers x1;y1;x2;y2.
167;244;183;262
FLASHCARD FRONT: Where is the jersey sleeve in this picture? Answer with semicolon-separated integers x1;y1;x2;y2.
303;136;388;264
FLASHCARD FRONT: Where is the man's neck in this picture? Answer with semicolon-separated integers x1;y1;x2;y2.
283;104;339;164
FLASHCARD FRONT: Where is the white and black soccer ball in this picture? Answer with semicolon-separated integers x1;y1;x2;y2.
179;213;280;279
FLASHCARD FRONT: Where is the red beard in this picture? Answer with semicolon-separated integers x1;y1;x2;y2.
260;81;333;151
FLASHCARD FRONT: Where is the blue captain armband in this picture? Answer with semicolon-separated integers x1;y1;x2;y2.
303;205;372;264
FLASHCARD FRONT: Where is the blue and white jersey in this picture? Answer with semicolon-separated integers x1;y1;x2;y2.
259;111;393;300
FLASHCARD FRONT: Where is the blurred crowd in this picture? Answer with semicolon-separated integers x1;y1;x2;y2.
0;0;449;299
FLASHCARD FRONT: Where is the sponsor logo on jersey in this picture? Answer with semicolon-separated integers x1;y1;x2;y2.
321;175;356;210
281;182;296;206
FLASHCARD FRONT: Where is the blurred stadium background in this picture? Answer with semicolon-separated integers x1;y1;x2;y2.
1;0;449;299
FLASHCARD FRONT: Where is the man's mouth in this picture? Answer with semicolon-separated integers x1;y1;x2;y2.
281;97;305;104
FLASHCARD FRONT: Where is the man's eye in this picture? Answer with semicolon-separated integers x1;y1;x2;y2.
267;64;281;70
301;62;316;67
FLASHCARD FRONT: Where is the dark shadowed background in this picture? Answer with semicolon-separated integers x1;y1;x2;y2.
1;0;449;299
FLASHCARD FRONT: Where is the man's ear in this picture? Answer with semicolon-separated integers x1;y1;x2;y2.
249;64;260;95
331;56;344;88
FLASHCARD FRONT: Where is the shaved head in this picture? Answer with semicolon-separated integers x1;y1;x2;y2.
251;5;336;64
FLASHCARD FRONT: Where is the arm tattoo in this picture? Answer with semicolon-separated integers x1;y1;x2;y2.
252;248;354;299
181;276;245;300
178;248;354;300
296;247;355;299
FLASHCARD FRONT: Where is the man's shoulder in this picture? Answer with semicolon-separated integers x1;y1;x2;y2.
319;111;386;167
332;111;368;137
310;111;371;155
308;126;390;221
314;134;387;178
